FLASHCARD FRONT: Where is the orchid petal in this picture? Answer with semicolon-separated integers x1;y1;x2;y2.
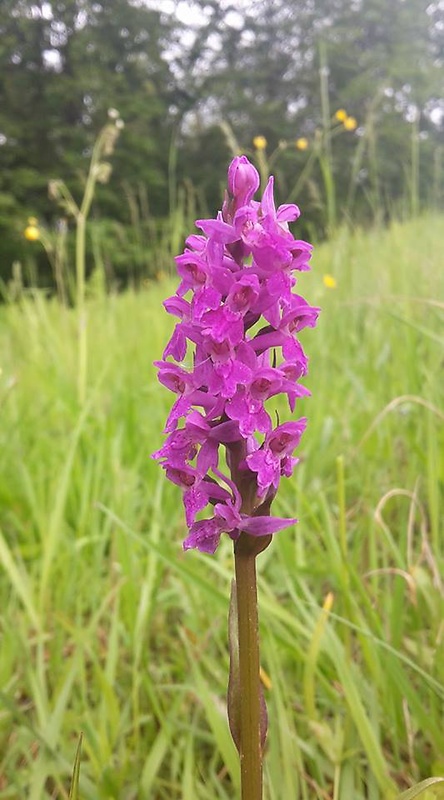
238;515;298;536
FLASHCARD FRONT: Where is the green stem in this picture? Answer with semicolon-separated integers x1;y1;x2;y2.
76;212;87;407
287;146;318;204
234;538;262;800
256;149;269;188
319;40;336;232
74;129;106;407
410;112;419;218
336;455;351;655
319;44;331;163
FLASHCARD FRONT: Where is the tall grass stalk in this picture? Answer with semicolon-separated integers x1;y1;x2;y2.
345;91;382;222
319;40;336;232
49;117;122;405
410;111;420;218
432;145;443;209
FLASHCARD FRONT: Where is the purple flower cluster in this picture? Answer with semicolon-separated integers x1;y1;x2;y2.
153;156;319;554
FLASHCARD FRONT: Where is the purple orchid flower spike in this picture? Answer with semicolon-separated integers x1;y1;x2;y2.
153;155;318;800
153;156;319;552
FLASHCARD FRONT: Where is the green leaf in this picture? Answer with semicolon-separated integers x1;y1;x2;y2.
68;734;83;800
0;528;41;631
396;777;444;799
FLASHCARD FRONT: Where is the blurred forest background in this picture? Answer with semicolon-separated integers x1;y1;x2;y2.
1;0;444;290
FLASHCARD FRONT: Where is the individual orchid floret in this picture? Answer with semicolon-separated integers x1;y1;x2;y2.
246;419;307;496
153;155;319;554
227;155;260;208
183;477;297;554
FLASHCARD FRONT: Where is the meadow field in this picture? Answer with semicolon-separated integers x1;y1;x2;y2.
0;215;443;799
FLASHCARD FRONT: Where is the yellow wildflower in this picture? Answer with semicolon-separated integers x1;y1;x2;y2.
334;109;347;122
343;116;357;131
253;135;267;151
323;274;337;289
24;221;40;241
295;137;308;151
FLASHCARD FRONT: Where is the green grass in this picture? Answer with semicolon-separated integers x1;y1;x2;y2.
0;214;443;799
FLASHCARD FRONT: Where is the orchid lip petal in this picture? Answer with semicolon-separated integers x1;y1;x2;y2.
238;516;298;536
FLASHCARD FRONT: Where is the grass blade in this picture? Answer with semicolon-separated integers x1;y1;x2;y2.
396;777;444;799
69;733;83;800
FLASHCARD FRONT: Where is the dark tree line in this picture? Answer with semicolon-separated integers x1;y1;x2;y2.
1;0;443;286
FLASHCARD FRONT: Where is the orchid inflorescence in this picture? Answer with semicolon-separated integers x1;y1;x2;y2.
153;156;319;555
